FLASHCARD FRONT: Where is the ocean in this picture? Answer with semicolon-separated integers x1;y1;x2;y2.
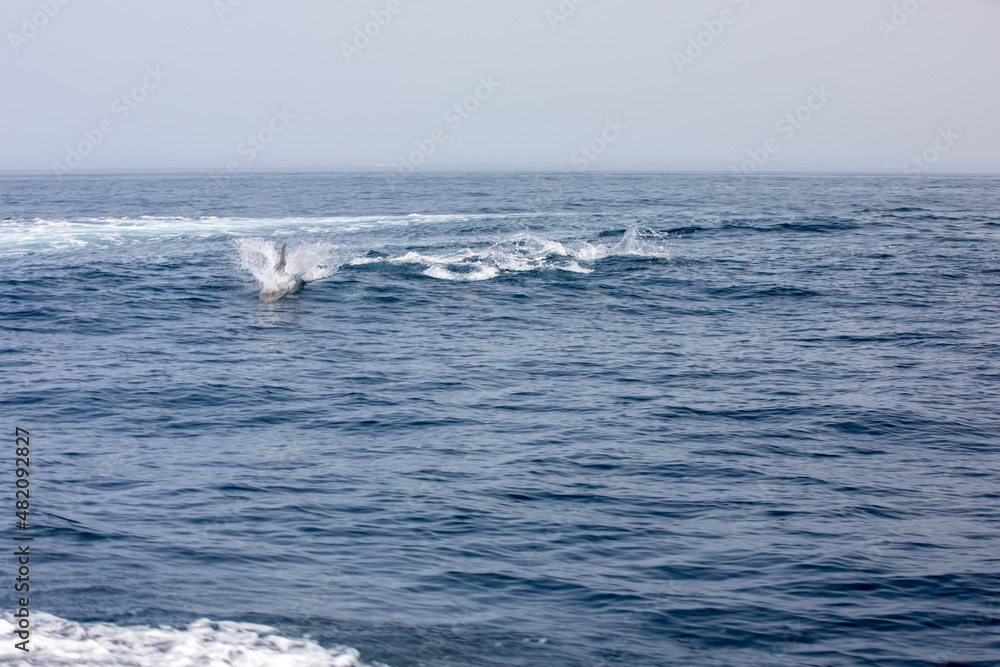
1;172;998;666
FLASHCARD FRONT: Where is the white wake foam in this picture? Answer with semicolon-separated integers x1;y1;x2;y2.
235;238;347;299
0;213;514;254
0;612;382;666
348;229;671;281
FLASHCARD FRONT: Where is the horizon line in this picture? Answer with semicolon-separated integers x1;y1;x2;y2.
2;164;999;178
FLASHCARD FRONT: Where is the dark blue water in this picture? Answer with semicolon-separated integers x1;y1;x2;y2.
2;172;999;666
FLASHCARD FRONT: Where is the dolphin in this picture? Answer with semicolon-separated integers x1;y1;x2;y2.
259;243;303;301
275;243;288;274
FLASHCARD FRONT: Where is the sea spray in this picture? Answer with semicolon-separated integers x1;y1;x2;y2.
610;228;672;258
346;229;671;281
235;238;347;298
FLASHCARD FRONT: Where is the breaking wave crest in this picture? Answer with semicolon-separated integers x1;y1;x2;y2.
349;229;671;281
0;612;381;667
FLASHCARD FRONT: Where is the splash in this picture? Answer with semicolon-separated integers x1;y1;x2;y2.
0;611;376;667
611;227;672;258
347;229;671;281
235;238;346;300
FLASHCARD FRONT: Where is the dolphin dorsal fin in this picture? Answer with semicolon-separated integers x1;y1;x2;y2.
275;243;287;273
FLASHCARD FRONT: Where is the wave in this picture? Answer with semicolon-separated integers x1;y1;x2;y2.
348;229;671;282
0;611;380;666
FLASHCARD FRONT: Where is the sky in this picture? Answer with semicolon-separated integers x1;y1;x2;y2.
1;0;998;174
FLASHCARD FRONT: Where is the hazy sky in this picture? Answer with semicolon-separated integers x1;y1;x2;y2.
2;0;998;173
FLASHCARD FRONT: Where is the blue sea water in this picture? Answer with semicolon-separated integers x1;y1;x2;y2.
1;172;999;666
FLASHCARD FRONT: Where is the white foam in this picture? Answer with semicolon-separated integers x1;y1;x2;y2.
351;230;670;281
423;264;500;281
0;611;383;667
611;227;672;258
0;214;517;254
